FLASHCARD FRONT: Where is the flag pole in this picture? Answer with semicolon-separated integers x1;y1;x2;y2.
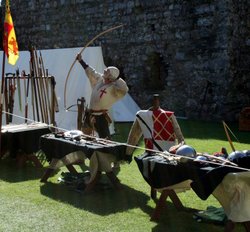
1;0;19;156
0;51;6;158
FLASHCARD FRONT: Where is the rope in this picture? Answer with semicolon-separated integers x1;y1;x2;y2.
2;110;250;172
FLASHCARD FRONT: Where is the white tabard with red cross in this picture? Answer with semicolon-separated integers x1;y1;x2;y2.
85;66;128;111
136;109;176;151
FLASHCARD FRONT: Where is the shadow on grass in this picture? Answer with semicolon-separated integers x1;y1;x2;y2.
40;179;153;216
150;203;226;232
0;159;47;182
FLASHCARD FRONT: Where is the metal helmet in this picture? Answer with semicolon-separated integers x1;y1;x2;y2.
194;155;208;162
176;145;196;158
228;150;246;161
243;150;250;156
107;66;120;80
64;130;83;139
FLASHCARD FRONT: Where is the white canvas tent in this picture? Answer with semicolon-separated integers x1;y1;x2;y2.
0;47;140;131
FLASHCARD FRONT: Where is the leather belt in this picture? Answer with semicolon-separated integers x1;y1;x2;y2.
89;109;108;115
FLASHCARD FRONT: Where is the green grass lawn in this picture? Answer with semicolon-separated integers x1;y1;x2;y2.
0;119;249;232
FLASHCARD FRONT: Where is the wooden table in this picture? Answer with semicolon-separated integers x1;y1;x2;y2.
39;133;127;191
135;152;250;232
1;123;51;167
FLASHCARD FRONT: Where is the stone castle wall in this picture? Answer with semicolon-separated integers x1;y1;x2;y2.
3;0;250;121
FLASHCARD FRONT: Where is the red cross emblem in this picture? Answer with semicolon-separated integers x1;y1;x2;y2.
99;88;107;98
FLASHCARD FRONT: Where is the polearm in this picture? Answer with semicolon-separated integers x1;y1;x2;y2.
10;75;16;122
77;97;85;130
39;52;51;124
22;71;27;122
7;74;12;121
26;74;31;120
4;71;9;124
47;66;59;114
47;69;59;115
50;76;56;129
34;48;46;123
36;50;48;123
40;53;52;124
6;72;15;122
46;70;58;124
16;68;22;113
32;46;44;122
21;70;29;123
28;44;40;121
29;60;35;121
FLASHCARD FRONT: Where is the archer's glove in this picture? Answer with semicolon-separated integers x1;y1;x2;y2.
76;53;82;61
